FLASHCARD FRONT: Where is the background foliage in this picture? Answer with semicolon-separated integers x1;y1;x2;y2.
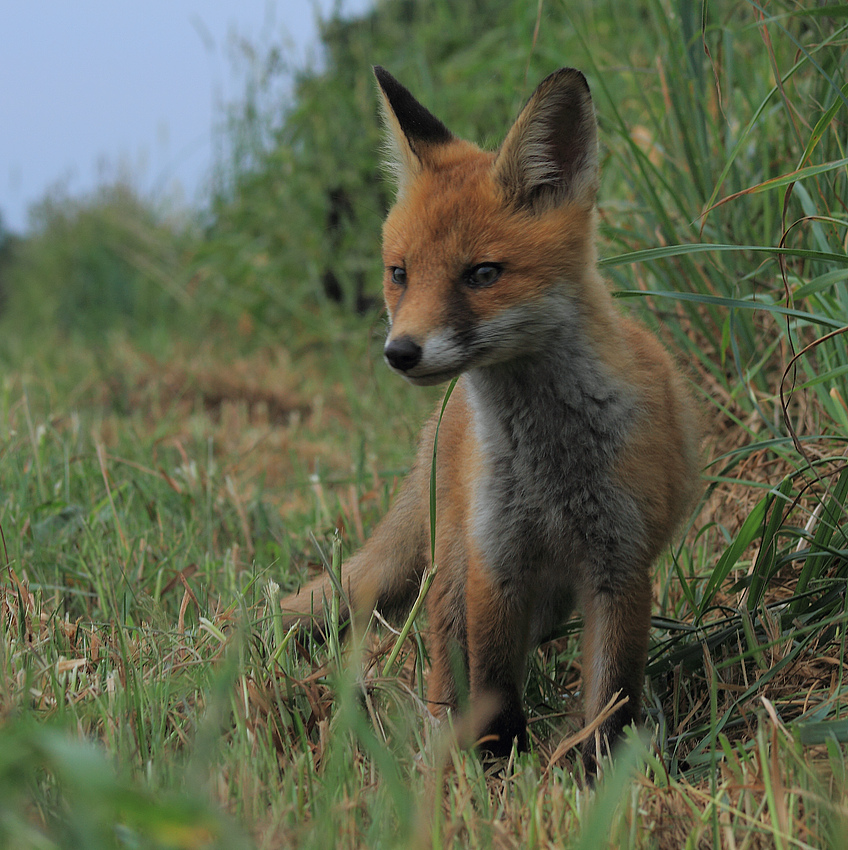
0;0;846;847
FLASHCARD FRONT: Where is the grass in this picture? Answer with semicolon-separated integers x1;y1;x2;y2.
1;0;847;846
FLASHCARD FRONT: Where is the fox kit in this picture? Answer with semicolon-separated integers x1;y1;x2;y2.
281;66;699;770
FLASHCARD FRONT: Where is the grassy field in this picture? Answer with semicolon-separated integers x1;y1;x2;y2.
1;0;847;847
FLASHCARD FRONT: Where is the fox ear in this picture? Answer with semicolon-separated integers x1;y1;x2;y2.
373;66;453;195
495;68;598;210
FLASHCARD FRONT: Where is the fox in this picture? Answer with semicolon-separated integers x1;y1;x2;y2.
281;66;700;771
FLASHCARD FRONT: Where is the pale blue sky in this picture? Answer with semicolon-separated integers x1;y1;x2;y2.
0;0;371;234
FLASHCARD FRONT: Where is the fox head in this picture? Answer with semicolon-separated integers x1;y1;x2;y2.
374;66;602;386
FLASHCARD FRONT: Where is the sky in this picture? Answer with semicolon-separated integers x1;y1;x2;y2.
0;0;371;235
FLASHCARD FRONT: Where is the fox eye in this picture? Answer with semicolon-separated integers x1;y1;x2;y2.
465;263;503;288
389;266;407;286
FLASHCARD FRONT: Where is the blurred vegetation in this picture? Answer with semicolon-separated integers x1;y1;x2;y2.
0;0;847;846
1;184;191;350
0;214;16;316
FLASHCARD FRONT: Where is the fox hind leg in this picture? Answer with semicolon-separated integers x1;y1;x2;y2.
425;569;469;720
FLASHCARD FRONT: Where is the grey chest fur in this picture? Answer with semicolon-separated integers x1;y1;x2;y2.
465;345;646;609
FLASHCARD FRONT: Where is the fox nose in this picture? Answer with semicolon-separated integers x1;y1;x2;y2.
384;336;422;372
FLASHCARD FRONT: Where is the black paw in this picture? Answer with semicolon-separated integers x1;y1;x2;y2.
476;701;528;759
580;713;636;777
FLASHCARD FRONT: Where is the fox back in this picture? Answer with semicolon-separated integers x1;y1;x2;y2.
281;67;700;772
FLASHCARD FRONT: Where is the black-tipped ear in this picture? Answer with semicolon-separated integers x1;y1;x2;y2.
373;66;453;150
374;66;453;196
494;68;598;210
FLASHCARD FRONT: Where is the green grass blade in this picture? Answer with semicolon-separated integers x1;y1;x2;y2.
700;495;769;617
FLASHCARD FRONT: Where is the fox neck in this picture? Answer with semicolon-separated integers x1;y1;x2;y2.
463;288;641;574
466;308;632;454
467;273;630;435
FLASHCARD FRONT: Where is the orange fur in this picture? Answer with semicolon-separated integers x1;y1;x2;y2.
280;67;700;769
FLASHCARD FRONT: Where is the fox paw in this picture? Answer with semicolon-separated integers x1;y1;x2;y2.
476;702;528;759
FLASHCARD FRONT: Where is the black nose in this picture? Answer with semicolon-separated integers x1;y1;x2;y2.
384;336;422;372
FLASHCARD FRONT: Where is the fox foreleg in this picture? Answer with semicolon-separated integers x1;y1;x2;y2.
464;555;534;758
580;565;652;774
